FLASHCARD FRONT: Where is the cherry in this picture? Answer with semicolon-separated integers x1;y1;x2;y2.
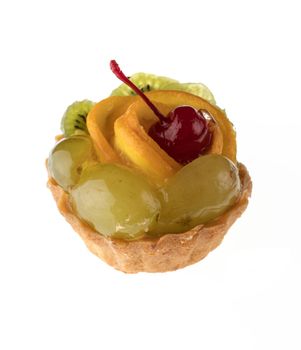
148;106;212;164
110;60;212;164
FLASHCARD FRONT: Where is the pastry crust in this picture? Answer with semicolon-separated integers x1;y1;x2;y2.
47;163;252;273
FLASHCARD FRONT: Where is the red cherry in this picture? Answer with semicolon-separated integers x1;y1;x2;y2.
148;106;212;164
110;60;212;164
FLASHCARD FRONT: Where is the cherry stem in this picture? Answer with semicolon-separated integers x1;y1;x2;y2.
110;60;165;123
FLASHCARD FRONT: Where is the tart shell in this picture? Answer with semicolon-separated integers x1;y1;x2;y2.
47;163;252;273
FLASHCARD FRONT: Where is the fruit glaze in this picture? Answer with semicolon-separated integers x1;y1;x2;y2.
48;60;243;241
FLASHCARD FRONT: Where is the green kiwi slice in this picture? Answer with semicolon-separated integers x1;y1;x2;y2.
110;73;179;96
110;72;216;105
164;82;216;105
61;100;95;137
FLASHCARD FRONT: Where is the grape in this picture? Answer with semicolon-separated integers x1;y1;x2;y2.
70;163;160;240
48;136;94;191
152;154;241;234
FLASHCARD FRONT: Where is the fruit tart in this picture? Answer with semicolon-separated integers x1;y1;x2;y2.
47;60;252;273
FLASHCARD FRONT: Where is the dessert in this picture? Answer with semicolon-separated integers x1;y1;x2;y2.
47;60;252;273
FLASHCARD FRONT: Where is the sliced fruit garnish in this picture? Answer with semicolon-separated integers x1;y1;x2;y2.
110;71;216;105
111;73;178;96
61;100;95;137
86;96;135;163
87;91;236;184
164;82;216;105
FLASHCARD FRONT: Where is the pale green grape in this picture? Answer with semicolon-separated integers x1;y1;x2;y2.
152;154;241;235
48;136;94;191
70;163;160;240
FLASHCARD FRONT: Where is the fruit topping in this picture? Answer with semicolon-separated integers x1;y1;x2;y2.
87;95;136;163
61;100;95;137
48;135;95;191
111;73;178;96
164;82;216;105
110;60;213;164
47;62;245;244
148;105;212;164
110;72;216;105
152;154;241;235
70;163;161;240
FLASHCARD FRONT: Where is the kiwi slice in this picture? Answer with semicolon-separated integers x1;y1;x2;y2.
111;73;179;96
61;100;96;137
164;82;216;105
110;72;216;105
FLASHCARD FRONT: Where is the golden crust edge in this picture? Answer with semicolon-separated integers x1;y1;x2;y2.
47;163;252;273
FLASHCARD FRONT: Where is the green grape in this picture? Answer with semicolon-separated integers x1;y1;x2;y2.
48;136;94;191
152;154;241;235
70;163;161;240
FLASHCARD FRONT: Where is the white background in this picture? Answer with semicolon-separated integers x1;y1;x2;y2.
1;0;300;349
